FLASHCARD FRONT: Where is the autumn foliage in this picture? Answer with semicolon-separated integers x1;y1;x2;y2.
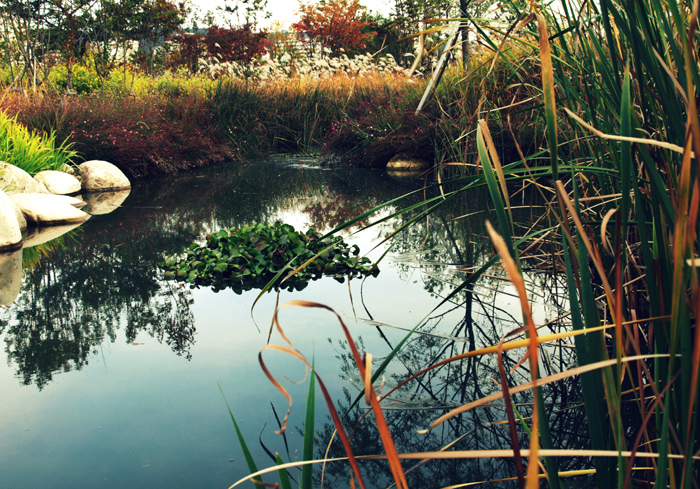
292;0;375;56
204;26;272;63
167;25;271;73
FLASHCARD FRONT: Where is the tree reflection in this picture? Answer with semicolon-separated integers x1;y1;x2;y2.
0;233;196;389
316;286;592;487
0;159;427;390
312;197;594;487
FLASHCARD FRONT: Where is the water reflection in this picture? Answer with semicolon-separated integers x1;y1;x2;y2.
0;158;588;488
1;236;196;389
305;201;594;487
0;158;424;390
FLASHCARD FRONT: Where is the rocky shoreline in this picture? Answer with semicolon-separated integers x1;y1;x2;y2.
0;160;131;305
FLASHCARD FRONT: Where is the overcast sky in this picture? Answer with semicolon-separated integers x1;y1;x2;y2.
190;0;395;28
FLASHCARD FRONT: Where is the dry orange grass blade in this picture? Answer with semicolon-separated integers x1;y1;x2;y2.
260;308;369;489
497;336;525;489
377;321;639;411
363;353;373;405
555;180;616;312
423;354;667;431
228;447;693;488
685;180;700;440
600;208;617;256
537;11;559;182
563;107;693;156
270;300;409;489
485;221;541;487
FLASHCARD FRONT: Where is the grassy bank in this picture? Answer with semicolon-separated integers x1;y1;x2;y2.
1;73;230;178
0;47;539;178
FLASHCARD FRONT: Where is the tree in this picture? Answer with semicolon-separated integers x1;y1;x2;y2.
292;0;375;57
361;12;401;58
393;0;454;75
203;25;270;64
0;0;99;89
218;0;269;26
165;30;205;73
101;0;188;70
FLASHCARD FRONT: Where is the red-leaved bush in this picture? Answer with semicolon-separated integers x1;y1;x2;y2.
166;32;207;73
204;25;271;64
1;92;238;178
165;25;271;73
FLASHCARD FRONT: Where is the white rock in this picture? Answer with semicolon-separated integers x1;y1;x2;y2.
386;155;432;171
34;170;82;195
9;193;91;225
11;199;27;231
10;192;86;208
79;160;131;192
0;162;48;194
0;248;22;306
0;191;22;251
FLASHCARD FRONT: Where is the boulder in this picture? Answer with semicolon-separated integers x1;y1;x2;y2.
12;199;27;231
9;193;91;225
10;192;85;208
83;188;130;215
386;155;432;171
79;160;131;192
0;162;48;194
0;191;22;251
0;248;22;306
34;170;81;195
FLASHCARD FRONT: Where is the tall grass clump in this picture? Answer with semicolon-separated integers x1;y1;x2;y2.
211;74;420;159
0;109;76;175
229;0;700;487
431;48;543;171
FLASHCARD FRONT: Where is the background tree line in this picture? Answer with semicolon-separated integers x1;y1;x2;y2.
0;0;494;89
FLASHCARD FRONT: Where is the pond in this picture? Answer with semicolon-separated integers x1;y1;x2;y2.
0;157;589;489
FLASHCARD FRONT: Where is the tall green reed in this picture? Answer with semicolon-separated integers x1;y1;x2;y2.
401;0;700;486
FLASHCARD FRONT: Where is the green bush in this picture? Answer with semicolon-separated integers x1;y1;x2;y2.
50;63;103;94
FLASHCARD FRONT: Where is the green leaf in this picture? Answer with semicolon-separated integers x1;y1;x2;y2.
301;364;315;489
275;454;292;489
218;383;263;487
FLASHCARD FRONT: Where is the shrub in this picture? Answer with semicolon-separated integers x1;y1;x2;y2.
50;60;105;95
322;81;433;167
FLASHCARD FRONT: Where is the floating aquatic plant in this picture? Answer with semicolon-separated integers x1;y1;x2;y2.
160;221;377;293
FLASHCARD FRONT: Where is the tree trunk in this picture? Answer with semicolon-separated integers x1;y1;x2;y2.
407;20;425;78
459;0;470;68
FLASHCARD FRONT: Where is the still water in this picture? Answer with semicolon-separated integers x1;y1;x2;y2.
0;158;586;489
